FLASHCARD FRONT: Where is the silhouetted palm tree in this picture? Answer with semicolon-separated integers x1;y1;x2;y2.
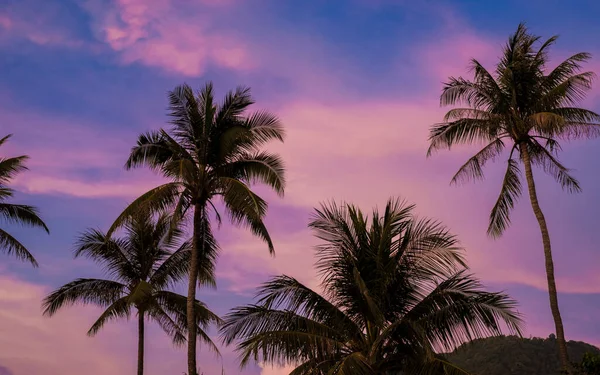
221;198;523;375
427;23;600;373
0;134;48;266
43;212;221;375
110;82;285;375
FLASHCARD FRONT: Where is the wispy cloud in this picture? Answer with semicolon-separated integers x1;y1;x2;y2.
81;0;254;76
0;1;83;48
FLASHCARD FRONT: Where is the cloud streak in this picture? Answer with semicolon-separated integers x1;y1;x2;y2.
82;0;254;76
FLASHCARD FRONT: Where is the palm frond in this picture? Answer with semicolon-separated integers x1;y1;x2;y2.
192;211;219;287
151;291;221;352
150;240;192;289
220;177;273;253
125;130;172;171
73;228;134;279
242;110;286;147
216;85;253;123
42;278;126;316
0;134;12;147
450;137;506;185
255;275;363;341
399;217;466;282
440;78;497;109
146;302;188;346
222;305;345;368
0;227;38;266
488;156;522;238
168;83;202;148
106;182;184;236
406;271;522;352
546;107;600;140
328;352;373;375
218;151;286;196
527;141;581;193
0;203;49;232
198;81;216;151
428;118;500;156
87;296;131;336
0;155;28;184
157;129;199;181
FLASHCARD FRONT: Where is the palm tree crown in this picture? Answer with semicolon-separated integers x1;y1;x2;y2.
0;134;49;266
42;212;221;374
221;198;523;374
427;23;600;236
111;82;285;375
427;23;600;373
110;82;285;249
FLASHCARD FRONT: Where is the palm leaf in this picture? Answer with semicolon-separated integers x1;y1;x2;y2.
218;151;286;196
220;177;274;253
106;182;184;236
0;227;38;266
488;156;522;238
527;141;581;193
0;203;49;232
0;156;29;184
87;296;131;336
42;278;126;316
450;138;506;185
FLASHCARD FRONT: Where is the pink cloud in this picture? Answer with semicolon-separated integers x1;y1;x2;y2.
83;0;254;76
0;106;163;198
0;273;131;375
259;363;296;375
202;92;600;303
13;174;163;198
418;31;499;83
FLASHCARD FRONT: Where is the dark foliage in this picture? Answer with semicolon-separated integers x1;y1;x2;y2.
446;335;600;375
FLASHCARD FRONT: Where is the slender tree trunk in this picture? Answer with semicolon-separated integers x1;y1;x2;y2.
137;309;144;375
521;146;571;373
187;203;203;375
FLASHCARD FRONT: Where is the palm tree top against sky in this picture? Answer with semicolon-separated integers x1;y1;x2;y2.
428;23;600;373
2;1;600;374
222;198;523;374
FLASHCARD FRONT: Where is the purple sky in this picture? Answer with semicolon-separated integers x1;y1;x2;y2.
1;0;600;374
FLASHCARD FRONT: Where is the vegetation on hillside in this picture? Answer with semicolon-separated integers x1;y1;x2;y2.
446;335;600;375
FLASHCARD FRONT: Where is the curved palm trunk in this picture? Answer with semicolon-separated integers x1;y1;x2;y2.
187;203;203;375
137;309;145;375
521;146;571;373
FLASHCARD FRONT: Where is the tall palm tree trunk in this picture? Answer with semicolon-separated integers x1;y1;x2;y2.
521;146;570;373
187;203;203;375
137;309;145;375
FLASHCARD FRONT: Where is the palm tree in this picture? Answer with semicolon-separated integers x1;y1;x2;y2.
0;134;49;266
427;23;600;373
221;198;523;375
42;211;221;375
109;82;285;375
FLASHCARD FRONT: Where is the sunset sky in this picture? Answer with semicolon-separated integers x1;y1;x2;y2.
1;0;600;374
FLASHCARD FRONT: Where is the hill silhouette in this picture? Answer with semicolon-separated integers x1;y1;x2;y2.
446;335;600;375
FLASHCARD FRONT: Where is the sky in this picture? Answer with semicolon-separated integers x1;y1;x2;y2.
1;0;600;374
